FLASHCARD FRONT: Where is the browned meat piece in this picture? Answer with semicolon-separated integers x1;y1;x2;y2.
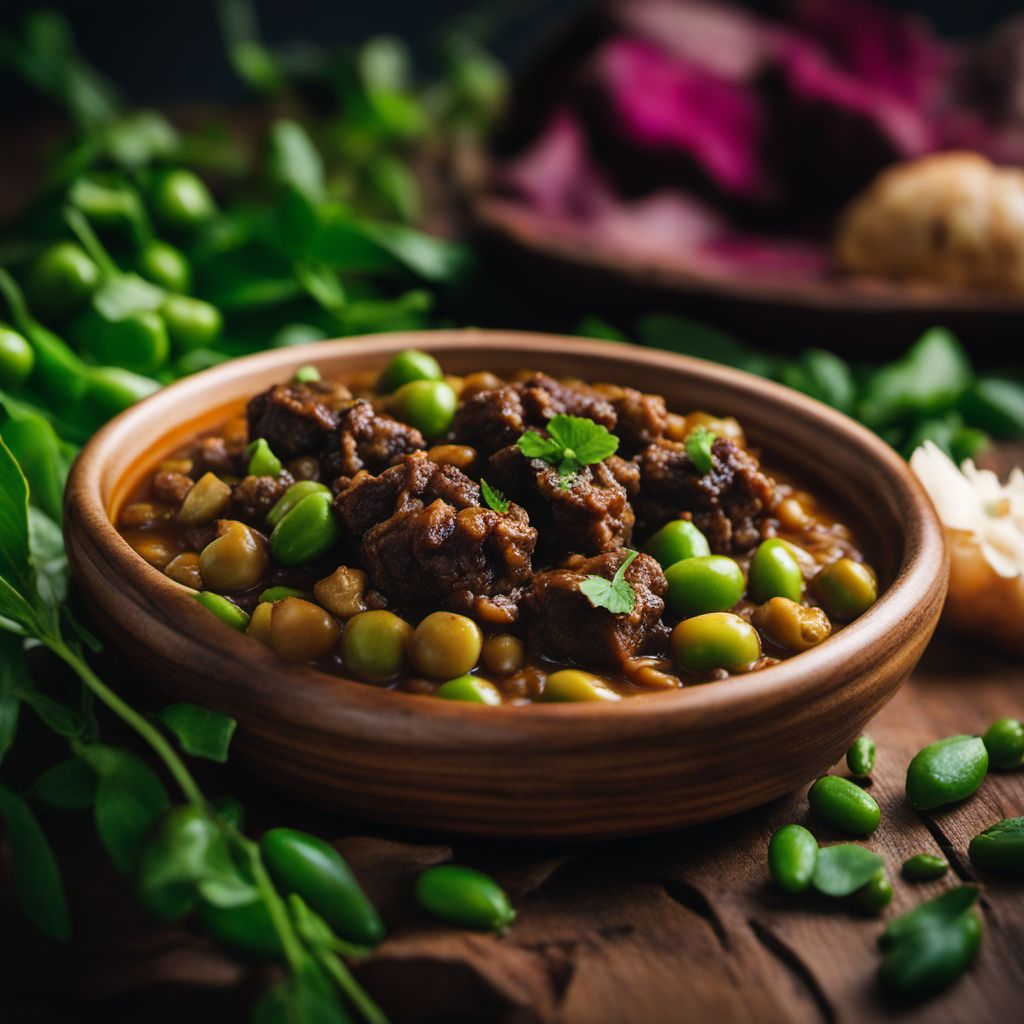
246;383;344;459
362;501;536;622
193;436;240;477
450;386;526;455
524;550;667;668
636;438;775;553
323;400;426;480
488;446;634;555
231;471;295;524
335;452;537;619
606;455;641;497
517;373;618;431
600;385;668;451
452;374;619;456
334;451;479;535
152;470;193;505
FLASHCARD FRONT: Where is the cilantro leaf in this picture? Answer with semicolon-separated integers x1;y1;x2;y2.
516;414;620;481
579;549;639;615
685;425;716;475
480;479;510;514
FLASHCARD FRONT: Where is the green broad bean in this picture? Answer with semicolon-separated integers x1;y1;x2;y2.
194;592;250;631
246;438;282;477
905;735;988;811
389;379;457;438
812;558;877;621
664;555;745;617
968;817;1024;873
260;827;385;946
136;239;192;293
379;348;443;392
670;612;761;674
982;717;1024;770
267;480;329;527
642;519;711;569
82;366;161;421
27;241;100;319
0;325;35;388
540;669;621;703
901;854;949;881
73;306;170;375
768;824;818;892
258;586;306;604
807;775;880;835
434;675;502;705
151;168;217;233
269;491;339;566
846;734;876;777
857;870;893;913
748;538;804;603
342;610;413;680
161;294;222;353
414;865;516;931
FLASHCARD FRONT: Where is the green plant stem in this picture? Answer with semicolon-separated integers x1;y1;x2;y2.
316;947;389;1024
244;840;308;972
51;639;205;807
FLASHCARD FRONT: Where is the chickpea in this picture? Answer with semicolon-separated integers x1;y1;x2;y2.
753;598;832;653
121;502;172;527
251;597;341;662
132;537;175;568
812;558;878;621
776;497;809;531
408;612;482;680
686;411;745;446
158;457;193;475
427;444;477;471
482;634;525;675
314;566;368;619
444;374;464;397
460;371;503;400
199;520;269;592
343;610;413;680
624;657;681;690
178;472;231;526
164;551;203;589
665;413;690;442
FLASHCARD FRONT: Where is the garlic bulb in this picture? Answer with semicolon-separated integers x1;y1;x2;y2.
910;441;1024;653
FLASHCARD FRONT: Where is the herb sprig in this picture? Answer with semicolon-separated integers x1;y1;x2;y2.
480;479;510;514
517;414;619;482
685;425;716;475
579;549;639;615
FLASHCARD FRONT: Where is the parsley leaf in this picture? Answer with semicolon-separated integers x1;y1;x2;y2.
517;414;619;481
685;425;716;475
480;479;510;514
579;549;639;615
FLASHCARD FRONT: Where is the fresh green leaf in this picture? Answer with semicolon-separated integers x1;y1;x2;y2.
880;886;979;952
216;0;286;95
24;690;91;740
30;508;67;607
157;703;237;763
251;963;349;1024
294;262;346;317
345;220;470;283
480;479;510;514
859;327;972;428
637;315;781;377
0;631;25;764
959;378;1024;439
77;744;171;875
576;316;631;344
359;35;412;93
0;782;70;941
517;430;565;464
368;153;421;223
102;111;178;170
268;120;326;204
811;844;884;897
29;756;97;810
547;414;619;466
781;349;856;414
685;425;716;475
0;437;43;629
579;549;639;615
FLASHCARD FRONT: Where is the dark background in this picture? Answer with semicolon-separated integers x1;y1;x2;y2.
1;0;1022;126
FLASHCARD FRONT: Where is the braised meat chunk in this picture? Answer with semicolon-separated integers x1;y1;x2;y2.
246;381;351;459
323;400;426;481
517;373;617;431
231;471;294;524
595;385;668;452
334;452;537;620
636;438;775;553
524;550;667;668
488;446;634;555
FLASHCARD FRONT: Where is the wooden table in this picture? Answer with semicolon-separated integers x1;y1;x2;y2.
5;455;1024;1024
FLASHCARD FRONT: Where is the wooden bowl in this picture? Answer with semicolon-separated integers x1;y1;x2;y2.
64;330;947;839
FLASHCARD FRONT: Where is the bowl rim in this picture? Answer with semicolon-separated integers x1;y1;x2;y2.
65;328;947;728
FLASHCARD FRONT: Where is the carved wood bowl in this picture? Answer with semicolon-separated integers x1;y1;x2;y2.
64;330;947;839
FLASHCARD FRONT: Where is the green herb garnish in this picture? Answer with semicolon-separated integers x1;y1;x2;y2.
480;478;510;514
244;437;282;477
295;364;321;383
685;425;716;474
579;549;639;615
517;414;619;481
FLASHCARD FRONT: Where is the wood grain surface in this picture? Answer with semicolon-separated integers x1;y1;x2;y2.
63;330;946;838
